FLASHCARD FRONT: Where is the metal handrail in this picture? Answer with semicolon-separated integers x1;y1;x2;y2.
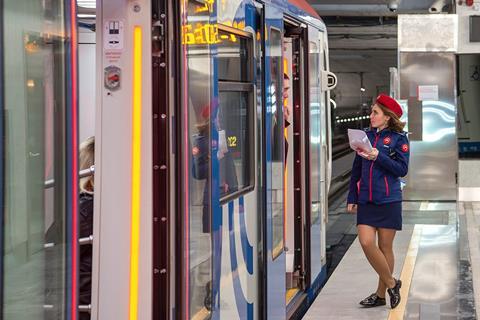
78;304;91;313
79;166;95;179
44;304;91;313
45;165;95;189
44;235;93;249
79;235;94;245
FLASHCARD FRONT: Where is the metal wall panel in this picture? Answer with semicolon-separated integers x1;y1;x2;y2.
398;14;457;52
399;52;457;200
94;0;153;319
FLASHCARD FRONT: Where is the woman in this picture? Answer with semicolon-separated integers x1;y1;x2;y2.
347;94;410;309
79;136;94;320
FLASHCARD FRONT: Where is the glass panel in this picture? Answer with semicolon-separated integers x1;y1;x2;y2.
218;30;251;82
182;0;212;318
309;38;323;279
270;28;284;259
309;42;321;225
218;91;250;199
3;0;68;319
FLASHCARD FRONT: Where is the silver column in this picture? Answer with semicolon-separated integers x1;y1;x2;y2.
398;14;458;201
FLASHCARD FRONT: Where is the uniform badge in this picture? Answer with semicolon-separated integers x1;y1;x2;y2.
401;144;409;152
383;137;391;145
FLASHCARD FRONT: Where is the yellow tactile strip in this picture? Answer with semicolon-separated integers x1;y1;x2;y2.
286;287;300;305
387;225;423;320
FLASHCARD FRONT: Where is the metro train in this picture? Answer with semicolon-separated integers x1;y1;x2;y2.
2;0;336;319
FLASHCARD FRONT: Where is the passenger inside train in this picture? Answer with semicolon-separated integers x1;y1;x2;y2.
78;137;95;320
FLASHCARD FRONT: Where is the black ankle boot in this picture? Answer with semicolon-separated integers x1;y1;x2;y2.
359;293;386;308
387;278;402;309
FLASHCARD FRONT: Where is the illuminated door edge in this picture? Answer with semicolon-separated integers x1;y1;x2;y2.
129;25;143;320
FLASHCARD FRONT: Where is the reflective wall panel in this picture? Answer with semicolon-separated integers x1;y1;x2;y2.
399;52;457;200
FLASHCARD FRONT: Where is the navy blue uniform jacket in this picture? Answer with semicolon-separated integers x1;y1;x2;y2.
347;129;410;205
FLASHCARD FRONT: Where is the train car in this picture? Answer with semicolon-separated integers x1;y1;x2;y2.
1;0;336;319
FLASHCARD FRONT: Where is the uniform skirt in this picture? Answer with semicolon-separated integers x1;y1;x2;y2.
357;201;402;231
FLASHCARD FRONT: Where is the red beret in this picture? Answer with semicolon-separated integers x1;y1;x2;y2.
376;94;402;118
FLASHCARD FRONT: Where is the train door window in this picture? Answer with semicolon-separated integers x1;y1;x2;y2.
182;1;214;318
217;28;255;202
2;0;69;318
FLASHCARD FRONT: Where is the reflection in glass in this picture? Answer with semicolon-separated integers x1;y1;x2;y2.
270;28;284;259
217;29;253;201
183;1;212;319
422;101;456;142
218;31;250;82
309;42;321;226
3;0;68;319
312;36;327;279
218;92;251;198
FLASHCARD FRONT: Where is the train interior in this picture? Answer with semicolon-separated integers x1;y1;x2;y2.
78;3;96;319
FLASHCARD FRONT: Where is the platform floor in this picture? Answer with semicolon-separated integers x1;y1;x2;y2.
304;201;477;320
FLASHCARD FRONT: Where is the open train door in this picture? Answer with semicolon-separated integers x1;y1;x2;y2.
263;4;286;319
307;26;327;289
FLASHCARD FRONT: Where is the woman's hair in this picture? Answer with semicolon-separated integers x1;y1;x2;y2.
79;136;95;194
376;103;406;132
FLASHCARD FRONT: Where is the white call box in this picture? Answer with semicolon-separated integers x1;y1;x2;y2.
104;20;124;50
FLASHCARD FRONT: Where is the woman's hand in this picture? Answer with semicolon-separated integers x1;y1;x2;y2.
347;203;357;214
358;148;379;161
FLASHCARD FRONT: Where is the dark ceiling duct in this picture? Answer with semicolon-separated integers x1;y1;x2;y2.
309;0;454;16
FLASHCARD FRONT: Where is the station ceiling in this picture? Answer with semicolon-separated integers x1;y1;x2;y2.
308;0;454;16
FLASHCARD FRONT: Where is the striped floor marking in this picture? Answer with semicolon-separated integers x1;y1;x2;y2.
387;224;423;320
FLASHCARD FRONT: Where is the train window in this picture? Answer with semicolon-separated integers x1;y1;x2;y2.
218;30;252;82
218;28;254;202
218;91;252;199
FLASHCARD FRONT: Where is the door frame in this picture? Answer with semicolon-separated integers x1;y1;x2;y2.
152;0;171;318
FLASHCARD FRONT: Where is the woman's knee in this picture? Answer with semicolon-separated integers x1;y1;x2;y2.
358;225;376;249
378;228;396;253
378;241;393;253
359;236;375;249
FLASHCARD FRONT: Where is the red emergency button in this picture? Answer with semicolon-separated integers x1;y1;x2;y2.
104;65;121;91
108;74;119;82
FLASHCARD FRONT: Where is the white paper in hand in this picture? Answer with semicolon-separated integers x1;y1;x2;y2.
348;129;372;154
